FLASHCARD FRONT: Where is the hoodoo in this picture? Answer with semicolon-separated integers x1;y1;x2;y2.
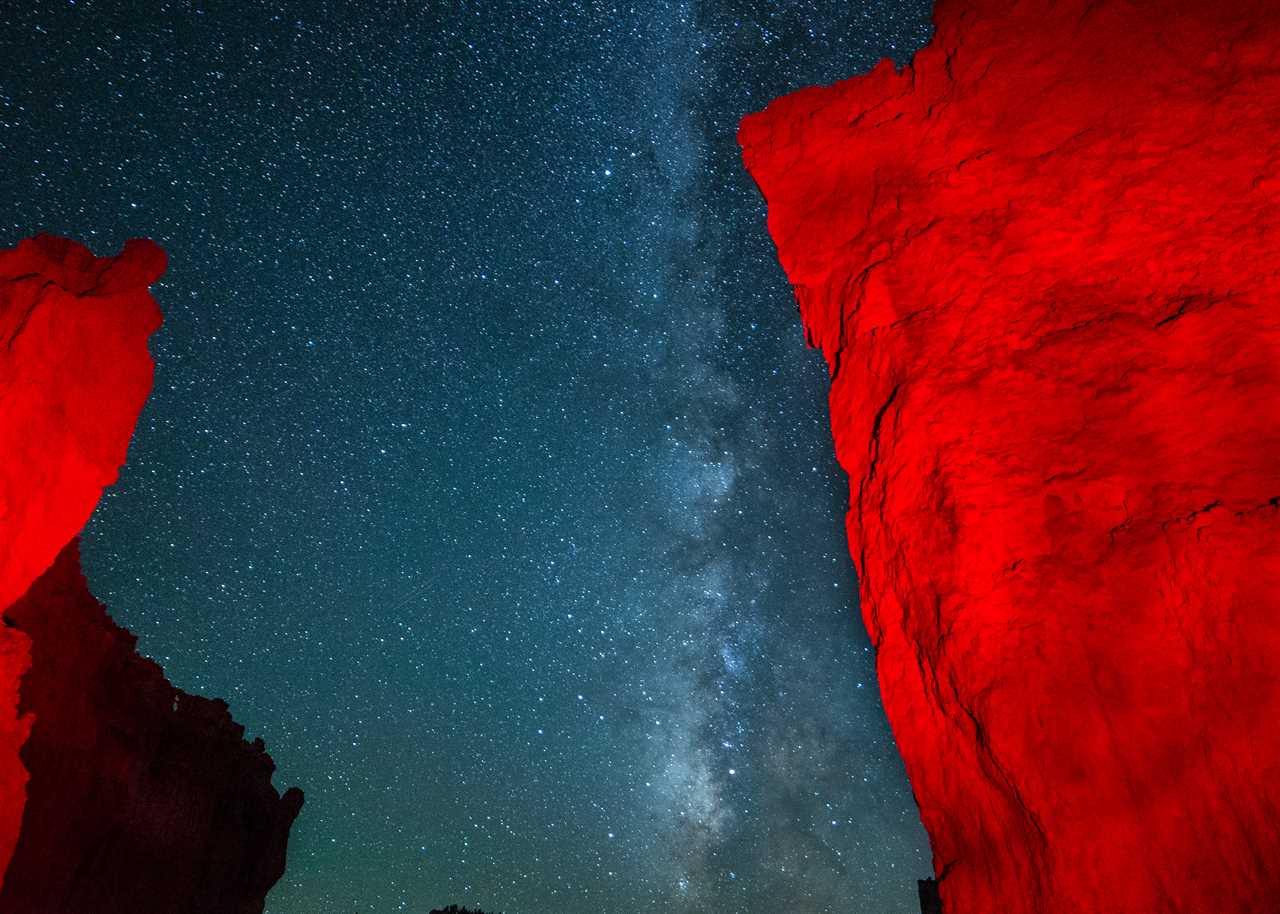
740;1;1280;912
0;235;300;913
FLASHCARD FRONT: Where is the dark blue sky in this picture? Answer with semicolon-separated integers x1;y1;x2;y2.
2;2;935;912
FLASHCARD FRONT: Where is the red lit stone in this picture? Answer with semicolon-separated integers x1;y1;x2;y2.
0;234;163;613
0;234;163;886
0;236;300;911
740;2;1280;911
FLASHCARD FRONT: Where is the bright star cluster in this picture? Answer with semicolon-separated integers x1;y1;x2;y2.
1;2;934;913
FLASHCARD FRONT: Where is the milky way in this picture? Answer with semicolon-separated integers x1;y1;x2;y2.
1;2;934;912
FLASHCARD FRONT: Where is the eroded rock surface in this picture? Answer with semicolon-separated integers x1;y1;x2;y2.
739;2;1280;911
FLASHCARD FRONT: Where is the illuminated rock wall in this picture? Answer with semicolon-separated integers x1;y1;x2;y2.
740;2;1280;910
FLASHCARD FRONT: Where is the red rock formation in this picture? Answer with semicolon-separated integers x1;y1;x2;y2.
1;541;303;914
739;2;1280;912
0;233;163;884
0;235;301;911
0;234;163;613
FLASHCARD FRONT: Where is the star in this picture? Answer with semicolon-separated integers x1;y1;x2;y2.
5;1;939;912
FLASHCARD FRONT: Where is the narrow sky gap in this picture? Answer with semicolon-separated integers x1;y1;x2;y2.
0;2;935;912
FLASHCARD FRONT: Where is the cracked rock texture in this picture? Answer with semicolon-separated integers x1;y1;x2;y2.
0;235;301;912
739;1;1280;912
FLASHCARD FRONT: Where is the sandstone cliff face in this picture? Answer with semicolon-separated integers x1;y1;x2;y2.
739;2;1280;912
0;235;300;912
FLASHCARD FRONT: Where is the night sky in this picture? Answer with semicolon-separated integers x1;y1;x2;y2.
1;3;935;912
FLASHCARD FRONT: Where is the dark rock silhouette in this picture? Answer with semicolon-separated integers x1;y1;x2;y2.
740;0;1280;911
918;877;942;914
0;541;303;913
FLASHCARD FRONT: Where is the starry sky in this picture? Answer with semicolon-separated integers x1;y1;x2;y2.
1;2;936;912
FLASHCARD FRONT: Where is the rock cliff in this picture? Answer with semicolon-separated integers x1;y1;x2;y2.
739;1;1280;912
0;235;300;912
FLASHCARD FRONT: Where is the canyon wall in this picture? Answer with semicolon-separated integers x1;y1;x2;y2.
0;235;301;912
739;1;1280;912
